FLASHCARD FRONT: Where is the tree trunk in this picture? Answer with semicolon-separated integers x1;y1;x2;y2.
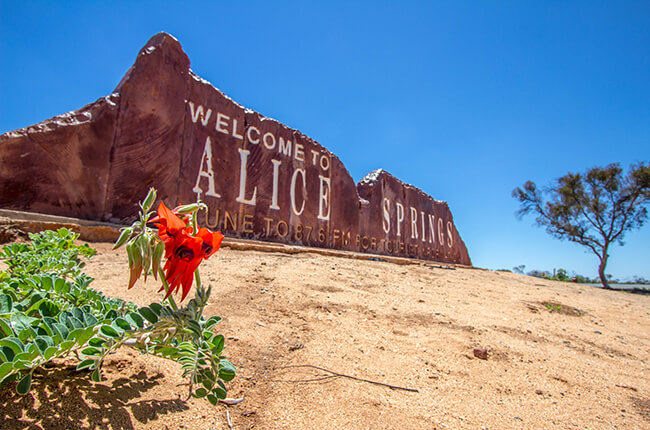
598;248;611;289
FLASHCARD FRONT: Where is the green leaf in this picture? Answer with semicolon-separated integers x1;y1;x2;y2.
63;316;84;331
0;337;25;354
25;298;46;317
41;276;53;291
66;328;85;343
205;316;222;330
149;303;163;316
138;307;158;324
10;312;38;333
88;337;106;348
14;350;38;363
75;327;96;346
18;327;37;343
33;336;53;356
43;346;58;361
0;294;12;313
51;323;69;341
0;362;14;383
201;377;215;392
0;319;14;338
59;340;75;352
211;334;224;356
76;359;95;371
126;312;144;329
99;325;120;338
71;307;84;321
153;346;178;357
213;380;227;399
81;347;101;357
83;312;98;326
53;278;66;294
16;372;32;395
12;359;30;370
219;360;236;382
113;318;132;332
91;368;101;382
206;394;219;406
193;387;208;398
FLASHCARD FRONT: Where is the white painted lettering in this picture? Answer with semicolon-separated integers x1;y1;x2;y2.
318;175;331;221
420;211;426;242
320;155;330;171
290;168;306;216
410;207;418;240
396;202;405;237
235;148;257;206
295;143;305;161
216;113;230;134
270;159;281;210
382;198;391;233
428;214;436;244
232;119;243;140
447;221;454;247
263;132;276;150
279;137;292;157
438;218;444;245
247;126;260;144
311;149;319;165
193;137;221;199
188;102;212;126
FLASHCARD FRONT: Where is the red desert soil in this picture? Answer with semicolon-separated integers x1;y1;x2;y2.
1;241;649;429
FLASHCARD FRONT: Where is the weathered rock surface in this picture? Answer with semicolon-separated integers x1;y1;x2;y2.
0;32;471;265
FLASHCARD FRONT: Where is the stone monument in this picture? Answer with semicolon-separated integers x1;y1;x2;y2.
0;33;471;266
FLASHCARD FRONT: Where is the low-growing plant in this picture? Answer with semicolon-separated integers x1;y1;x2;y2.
0;189;235;405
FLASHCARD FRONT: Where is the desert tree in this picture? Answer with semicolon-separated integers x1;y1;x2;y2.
513;162;650;289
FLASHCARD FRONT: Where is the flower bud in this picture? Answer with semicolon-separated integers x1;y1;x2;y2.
141;188;157;213
125;242;134;267
151;240;165;280
113;227;134;250
174;203;200;215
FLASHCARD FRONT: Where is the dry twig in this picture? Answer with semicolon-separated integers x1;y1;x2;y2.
219;397;246;405
226;410;233;429
278;364;419;393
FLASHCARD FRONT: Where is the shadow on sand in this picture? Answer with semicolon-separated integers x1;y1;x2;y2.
0;362;189;429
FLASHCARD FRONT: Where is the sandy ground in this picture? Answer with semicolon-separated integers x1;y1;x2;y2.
1;241;649;429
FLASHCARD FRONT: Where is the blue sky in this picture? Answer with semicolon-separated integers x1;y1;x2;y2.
1;1;648;279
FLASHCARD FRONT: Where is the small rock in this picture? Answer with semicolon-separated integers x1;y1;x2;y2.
473;347;488;360
594;330;602;334
535;389;544;395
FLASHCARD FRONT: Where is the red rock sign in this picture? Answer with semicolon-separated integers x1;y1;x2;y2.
0;33;471;266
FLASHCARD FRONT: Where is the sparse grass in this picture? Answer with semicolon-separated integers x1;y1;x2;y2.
541;301;584;316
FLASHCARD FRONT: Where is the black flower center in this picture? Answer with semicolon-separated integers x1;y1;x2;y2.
175;246;194;260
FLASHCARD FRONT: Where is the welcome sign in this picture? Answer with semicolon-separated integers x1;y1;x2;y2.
0;33;471;266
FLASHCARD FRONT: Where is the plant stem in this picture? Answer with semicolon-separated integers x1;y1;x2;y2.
158;268;179;311
195;269;202;289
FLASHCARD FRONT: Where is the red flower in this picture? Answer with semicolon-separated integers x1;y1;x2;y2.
150;201;192;250
151;202;224;301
